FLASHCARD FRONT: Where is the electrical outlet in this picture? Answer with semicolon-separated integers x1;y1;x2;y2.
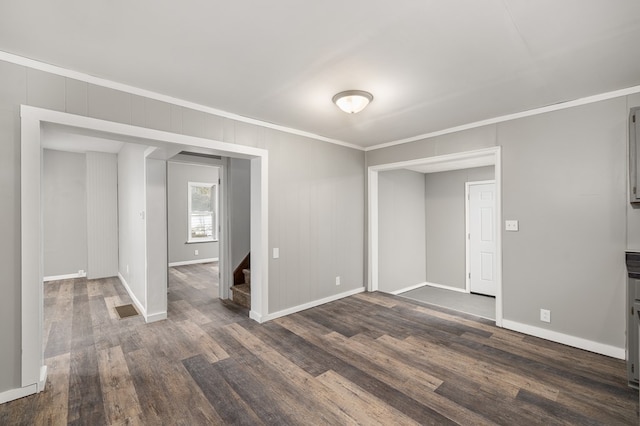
78;269;85;277
505;220;519;231
195;249;199;256
335;276;341;286
540;309;551;323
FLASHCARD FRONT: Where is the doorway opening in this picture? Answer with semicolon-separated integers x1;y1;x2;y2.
167;157;224;307
368;146;502;324
20;105;268;395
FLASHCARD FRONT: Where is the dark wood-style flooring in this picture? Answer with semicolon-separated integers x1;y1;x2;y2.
1;264;637;425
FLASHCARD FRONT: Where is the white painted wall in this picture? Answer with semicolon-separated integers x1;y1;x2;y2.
43;149;87;278
117;143;148;312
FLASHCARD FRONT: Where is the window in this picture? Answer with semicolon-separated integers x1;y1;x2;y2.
188;181;218;242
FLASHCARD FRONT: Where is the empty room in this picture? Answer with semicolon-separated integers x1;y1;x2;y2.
1;1;640;424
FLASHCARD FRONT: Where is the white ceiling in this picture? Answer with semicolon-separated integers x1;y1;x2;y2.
2;1;640;148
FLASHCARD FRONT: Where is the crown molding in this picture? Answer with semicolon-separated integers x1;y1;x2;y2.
0;50;364;151
365;84;640;152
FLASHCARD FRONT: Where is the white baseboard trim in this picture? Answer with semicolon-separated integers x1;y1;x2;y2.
249;310;264;323
502;319;625;360
145;311;167;323
168;258;218;267
389;282;428;295
0;383;38;404
258;287;366;323
117;273;147;321
44;272;87;282
38;365;48;392
1;357;49;404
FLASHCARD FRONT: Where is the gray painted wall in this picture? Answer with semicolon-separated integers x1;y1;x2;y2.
498;99;626;347
378;169;426;293
117;143;148;310
167;161;219;264
368;96;636;350
0;59;364;393
229;158;251;270
267;132;364;312
43;149;87;277
146;158;168;318
86;151;119;279
424;166;494;290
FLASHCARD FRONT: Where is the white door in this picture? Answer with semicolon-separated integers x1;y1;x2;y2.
468;182;496;296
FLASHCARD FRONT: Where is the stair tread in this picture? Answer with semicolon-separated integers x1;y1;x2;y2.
232;283;251;296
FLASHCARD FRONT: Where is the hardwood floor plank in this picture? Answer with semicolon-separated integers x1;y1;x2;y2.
515;389;603;426
301;306;374;338
44;320;72;358
97;345;143;425
447;337;637;412
276;315;490;425
352;291;399;308
223;322;365;424
461;330;625;386
316;369;421;426
67;346;105;425
243;320;337;376
257;319;458;425
174;319;229;363
1;264;636;425
399;334;559;400
213;357;300;425
126;348;225;425
103;295;125;321
172;299;213;325
554;388;638;424
207;326;346;424
34;352;70;426
434;380;564;425
182;354;264;425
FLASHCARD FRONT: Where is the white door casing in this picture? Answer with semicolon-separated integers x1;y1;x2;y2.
20;105;269;401
368;146;503;327
467;181;496;297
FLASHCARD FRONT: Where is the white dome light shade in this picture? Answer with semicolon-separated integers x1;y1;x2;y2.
332;90;373;114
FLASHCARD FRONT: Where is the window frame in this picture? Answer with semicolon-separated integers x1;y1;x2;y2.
187;181;218;243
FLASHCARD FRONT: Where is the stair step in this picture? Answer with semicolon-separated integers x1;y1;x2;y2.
233;283;251;296
231;283;251;308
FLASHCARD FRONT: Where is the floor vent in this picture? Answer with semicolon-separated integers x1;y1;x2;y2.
115;304;139;319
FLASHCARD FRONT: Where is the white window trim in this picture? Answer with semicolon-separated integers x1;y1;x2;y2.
187;181;218;243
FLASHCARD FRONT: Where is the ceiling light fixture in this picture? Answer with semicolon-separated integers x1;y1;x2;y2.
332;90;373;114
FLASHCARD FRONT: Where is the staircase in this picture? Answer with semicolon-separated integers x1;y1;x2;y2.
231;254;251;309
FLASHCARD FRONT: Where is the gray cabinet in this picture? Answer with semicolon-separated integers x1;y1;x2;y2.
626;252;640;387
629;107;640;204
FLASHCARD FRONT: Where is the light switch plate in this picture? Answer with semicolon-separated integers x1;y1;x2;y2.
505;220;519;231
273;247;279;259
